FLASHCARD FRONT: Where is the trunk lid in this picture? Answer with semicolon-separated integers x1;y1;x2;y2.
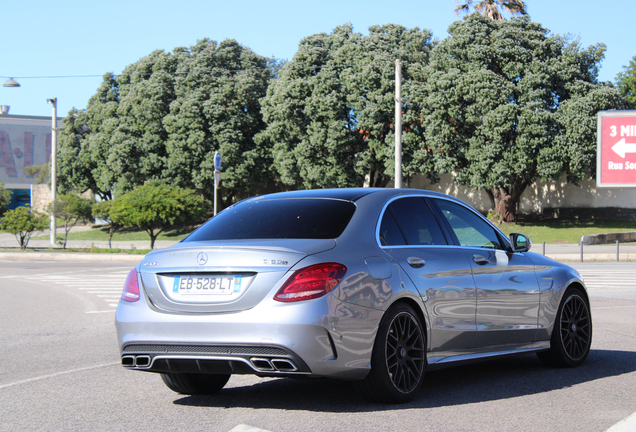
138;239;335;313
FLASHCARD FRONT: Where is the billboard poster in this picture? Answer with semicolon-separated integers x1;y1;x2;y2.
597;110;636;187
0;115;60;187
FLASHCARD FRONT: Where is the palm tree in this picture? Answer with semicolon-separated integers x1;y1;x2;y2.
454;0;528;21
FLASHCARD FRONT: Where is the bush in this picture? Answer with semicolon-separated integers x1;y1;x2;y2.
48;193;94;249
109;183;209;249
1;207;48;250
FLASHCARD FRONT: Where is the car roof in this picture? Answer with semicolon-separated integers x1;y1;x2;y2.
250;188;459;203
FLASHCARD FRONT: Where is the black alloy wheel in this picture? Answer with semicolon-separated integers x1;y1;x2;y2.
386;310;426;394
538;287;592;368
559;292;592;362
355;303;426;403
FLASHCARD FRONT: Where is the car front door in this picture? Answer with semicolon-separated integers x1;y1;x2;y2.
378;196;477;356
430;198;541;347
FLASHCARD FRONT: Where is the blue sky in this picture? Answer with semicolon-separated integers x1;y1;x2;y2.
2;0;634;117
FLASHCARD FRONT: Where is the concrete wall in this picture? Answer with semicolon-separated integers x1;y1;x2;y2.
31;184;51;213
407;173;635;218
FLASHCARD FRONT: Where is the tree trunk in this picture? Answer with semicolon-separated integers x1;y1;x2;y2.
491;180;529;222
485;190;495;212
493;189;517;222
149;231;157;250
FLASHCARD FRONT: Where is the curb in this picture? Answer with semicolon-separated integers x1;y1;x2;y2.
580;231;636;245
546;253;636;262
0;252;144;262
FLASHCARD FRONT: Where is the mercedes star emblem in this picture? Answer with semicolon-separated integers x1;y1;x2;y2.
197;252;208;265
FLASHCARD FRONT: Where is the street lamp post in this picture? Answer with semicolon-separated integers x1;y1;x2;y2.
47;98;57;246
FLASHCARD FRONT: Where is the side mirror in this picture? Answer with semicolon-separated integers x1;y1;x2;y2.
509;233;531;253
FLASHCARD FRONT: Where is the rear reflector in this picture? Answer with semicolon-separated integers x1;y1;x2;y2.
122;267;140;302
274;263;347;302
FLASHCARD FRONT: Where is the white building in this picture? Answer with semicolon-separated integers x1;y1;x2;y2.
0;107;63;210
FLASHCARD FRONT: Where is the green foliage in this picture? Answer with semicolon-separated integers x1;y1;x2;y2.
258;24;435;189
48;193;94;249
616;56;636;108
414;15;629;221
57;107;106;198
58;40;275;206
109;182;209;249
0;207;48;250
163;39;274;205
0;183;12;217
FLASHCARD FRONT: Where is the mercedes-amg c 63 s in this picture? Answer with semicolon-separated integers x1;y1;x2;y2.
116;188;592;403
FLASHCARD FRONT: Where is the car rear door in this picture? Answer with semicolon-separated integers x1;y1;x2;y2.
429;198;541;347
378;196;477;354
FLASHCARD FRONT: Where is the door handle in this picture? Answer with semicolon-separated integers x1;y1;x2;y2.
472;254;489;265
407;257;425;268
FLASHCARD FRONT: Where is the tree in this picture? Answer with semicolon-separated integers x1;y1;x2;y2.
257;24;434;189
48;193;94;249
57;106;110;199
58;40;275;206
0;183;12;217
616;56;636;108
413;15;629;221
163;39;275;206
92;200;119;249
109;182;209;249
454;0;527;20
0;207;48;250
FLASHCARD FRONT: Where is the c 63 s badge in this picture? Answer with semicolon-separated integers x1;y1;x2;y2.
264;259;288;265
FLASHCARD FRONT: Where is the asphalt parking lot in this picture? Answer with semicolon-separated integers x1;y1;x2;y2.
0;259;635;432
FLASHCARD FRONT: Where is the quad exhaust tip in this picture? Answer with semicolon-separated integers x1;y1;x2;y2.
250;357;297;372
122;355;151;368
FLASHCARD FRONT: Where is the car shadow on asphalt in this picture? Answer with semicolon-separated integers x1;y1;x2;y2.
172;349;636;412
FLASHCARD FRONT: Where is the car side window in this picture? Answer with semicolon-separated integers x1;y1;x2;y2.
433;199;503;250
381;197;447;246
379;210;406;246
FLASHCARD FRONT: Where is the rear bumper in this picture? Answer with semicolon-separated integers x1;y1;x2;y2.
120;343;311;376
115;292;382;380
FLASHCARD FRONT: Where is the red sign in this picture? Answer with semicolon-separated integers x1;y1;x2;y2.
597;111;636;187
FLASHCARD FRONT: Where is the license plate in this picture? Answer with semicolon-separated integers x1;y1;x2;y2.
172;275;242;295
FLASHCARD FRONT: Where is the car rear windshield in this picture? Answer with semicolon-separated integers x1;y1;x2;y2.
184;198;356;241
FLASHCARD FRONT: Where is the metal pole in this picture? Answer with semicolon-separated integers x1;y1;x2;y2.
542;241;545;256
49;98;57;246
394;59;402;189
617;240;620;262
580;241;583;263
214;183;217;216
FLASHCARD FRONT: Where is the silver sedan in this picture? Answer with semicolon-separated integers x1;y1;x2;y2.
115;188;592;403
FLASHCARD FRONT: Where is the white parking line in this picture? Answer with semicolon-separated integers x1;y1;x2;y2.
25;272;127;310
606;411;636;432
0;362;120;390
229;425;273;432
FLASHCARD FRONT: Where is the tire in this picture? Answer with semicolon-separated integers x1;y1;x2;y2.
355;303;426;403
160;373;231;395
537;287;592;368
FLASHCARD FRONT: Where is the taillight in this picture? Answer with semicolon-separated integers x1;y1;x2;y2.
122;268;140;302
274;263;347;302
